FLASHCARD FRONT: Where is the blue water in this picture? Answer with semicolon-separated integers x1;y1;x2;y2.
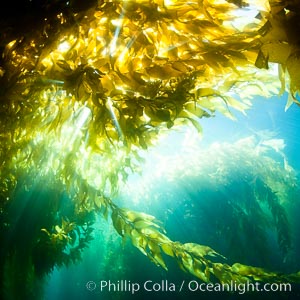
43;94;300;300
200;94;300;170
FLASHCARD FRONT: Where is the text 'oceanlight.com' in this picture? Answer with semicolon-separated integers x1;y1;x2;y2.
86;279;292;295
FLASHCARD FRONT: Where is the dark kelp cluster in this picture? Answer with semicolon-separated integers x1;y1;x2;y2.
0;0;300;299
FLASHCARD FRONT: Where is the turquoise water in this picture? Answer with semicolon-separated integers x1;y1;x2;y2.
42;94;300;300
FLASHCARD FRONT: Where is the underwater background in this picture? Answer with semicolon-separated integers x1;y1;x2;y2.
42;94;300;300
2;1;300;300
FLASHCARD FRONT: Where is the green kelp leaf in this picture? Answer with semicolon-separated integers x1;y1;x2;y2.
130;229;148;255
231;263;268;276
231;263;276;281
255;178;292;255
203;52;230;69
41;228;51;236
182;255;194;273
134;220;160;230
279;65;286;96
138;134;148;149
225;96;249;113
261;42;291;65
146;65;182;79
144;106;159;122
196;92;236;119
110;206;169;270
183;243;224;259
286;51;300;100
172;61;189;73
178;110;203;134
111;210;125;237
140;227;169;243
122;209;156;223
184;102;211;118
93;196;105;211
197;97;217;112
156;109;171;122
167;120;174;128
258;19;272;36
55;225;63;234
255;49;269;69
286;271;300;283
148;240;168;270
175;245;209;281
56;59;72;72
192;259;210;282
64;48;78;61
186;117;203;134
196;88;219;98
212;263;236;284
161;243;174;257
238;83;264;99
61;219;76;233
68;231;77;246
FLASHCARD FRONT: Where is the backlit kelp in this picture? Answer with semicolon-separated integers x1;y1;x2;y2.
122;134;298;266
1;0;300;299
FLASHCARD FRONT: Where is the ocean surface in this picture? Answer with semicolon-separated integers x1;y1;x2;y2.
42;93;300;300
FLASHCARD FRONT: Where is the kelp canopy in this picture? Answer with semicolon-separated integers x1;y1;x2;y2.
1;0;300;298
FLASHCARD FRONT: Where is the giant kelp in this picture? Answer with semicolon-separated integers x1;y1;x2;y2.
123;135;298;267
1;0;300;299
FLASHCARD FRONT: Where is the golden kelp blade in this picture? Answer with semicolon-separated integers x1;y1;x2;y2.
255;0;300;104
0;0;280;159
1;0;283;201
110;205;300;284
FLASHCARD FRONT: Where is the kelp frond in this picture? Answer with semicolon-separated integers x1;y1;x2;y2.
110;204;299;284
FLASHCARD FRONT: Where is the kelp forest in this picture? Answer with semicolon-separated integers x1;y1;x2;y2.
0;1;300;299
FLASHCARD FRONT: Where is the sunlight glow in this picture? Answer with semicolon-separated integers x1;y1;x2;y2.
58;41;71;53
109;14;125;56
121;129;295;205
